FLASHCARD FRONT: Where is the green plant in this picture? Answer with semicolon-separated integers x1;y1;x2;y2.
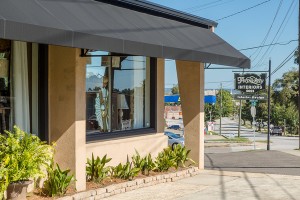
86;153;111;183
0;156;9;200
172;145;195;168
132;150;155;175
0;126;53;195
112;157;140;180
141;153;155;175
43;160;74;197
154;147;176;172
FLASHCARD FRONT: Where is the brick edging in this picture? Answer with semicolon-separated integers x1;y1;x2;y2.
58;167;200;200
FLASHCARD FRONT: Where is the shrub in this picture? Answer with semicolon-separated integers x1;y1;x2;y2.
172;145;195;168
43;160;74;197
0;126;53;197
154;147;176;172
132;150;155;176
0;157;8;200
86;153;111;183
112;157;140;180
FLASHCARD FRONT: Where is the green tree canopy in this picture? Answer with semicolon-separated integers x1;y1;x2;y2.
171;84;179;95
214;90;234;118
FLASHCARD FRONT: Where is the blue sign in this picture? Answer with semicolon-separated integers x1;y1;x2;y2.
164;95;216;104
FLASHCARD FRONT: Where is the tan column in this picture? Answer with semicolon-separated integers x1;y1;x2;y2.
156;58;165;133
176;61;205;169
48;46;86;191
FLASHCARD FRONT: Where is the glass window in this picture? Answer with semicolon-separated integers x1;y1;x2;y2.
86;53;151;135
0;39;39;135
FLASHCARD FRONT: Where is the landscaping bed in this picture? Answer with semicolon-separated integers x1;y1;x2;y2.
27;167;199;200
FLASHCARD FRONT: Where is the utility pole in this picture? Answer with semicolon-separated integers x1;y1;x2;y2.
238;100;242;137
219;83;222;135
298;0;300;150
267;59;271;150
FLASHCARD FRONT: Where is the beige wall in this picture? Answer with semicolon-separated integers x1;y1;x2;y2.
86;58;167;164
48;46;86;191
86;133;166;165
48;52;167;190
176;61;205;169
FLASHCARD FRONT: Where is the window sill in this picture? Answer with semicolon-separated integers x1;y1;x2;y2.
86;128;157;143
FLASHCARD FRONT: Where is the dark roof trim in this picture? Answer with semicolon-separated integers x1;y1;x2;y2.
96;0;218;29
0;0;250;68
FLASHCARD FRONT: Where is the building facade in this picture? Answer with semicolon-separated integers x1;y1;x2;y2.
0;0;250;191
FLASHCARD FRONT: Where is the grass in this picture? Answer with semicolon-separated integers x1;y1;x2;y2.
256;140;272;143
207;131;219;135
206;137;250;143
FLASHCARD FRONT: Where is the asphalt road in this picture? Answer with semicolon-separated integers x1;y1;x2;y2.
205;150;300;176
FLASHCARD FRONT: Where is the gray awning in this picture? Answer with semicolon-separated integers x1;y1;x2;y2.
0;0;250;68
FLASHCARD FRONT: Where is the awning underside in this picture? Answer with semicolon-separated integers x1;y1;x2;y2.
0;0;250;68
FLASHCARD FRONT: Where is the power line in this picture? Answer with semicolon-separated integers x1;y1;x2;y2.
253;0;296;69
271;47;297;76
184;0;236;13
183;0;223;12
216;0;272;21
250;0;283;62
240;39;297;51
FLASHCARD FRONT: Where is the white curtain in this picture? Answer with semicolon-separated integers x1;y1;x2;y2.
134;86;144;128
12;41;30;132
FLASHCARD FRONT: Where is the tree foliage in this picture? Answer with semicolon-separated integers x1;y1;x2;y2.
171;84;179;95
215;90;234;117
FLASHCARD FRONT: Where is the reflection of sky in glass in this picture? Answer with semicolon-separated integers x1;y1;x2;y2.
114;57;146;91
86;51;108;79
86;51;109;91
86;53;147;91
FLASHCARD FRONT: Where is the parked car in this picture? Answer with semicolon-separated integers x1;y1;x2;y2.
164;131;184;149
167;124;181;130
271;126;282;136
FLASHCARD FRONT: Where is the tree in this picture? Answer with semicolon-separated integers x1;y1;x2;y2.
204;103;217;122
294;48;298;64
171;84;179;95
272;69;299;133
214;90;234;119
273;69;298;108
241;101;252;125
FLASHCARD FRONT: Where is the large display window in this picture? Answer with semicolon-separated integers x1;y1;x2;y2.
86;53;152;136
0;39;40;135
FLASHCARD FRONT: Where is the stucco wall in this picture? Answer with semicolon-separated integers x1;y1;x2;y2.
48;46;86;191
86;133;167;166
176;61;205;169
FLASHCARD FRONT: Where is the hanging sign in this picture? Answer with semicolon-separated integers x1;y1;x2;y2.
234;94;267;101
234;73;266;93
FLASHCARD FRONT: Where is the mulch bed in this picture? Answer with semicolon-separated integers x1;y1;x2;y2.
27;167;186;199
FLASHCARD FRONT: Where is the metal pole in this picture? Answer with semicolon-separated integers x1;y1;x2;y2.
238;100;242;137
253;116;256;150
267;59;271;150
219;83;222;135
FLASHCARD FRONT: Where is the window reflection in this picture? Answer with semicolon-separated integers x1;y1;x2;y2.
86;53;151;135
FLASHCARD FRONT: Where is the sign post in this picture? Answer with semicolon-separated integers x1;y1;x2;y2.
251;104;256;150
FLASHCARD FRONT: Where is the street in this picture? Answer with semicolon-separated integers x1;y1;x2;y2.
214;117;300;151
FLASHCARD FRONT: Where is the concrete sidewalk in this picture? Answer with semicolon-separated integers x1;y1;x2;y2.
104;150;300;200
104;170;300;200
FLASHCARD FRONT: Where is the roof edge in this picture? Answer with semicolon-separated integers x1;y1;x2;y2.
95;0;218;29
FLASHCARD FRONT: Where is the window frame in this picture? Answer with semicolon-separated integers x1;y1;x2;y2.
86;57;157;142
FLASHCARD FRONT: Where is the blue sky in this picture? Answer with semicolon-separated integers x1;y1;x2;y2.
148;0;298;89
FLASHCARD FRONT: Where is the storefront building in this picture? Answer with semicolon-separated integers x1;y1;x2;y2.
0;0;250;191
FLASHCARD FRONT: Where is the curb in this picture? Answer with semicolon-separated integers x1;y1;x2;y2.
58;167;200;200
